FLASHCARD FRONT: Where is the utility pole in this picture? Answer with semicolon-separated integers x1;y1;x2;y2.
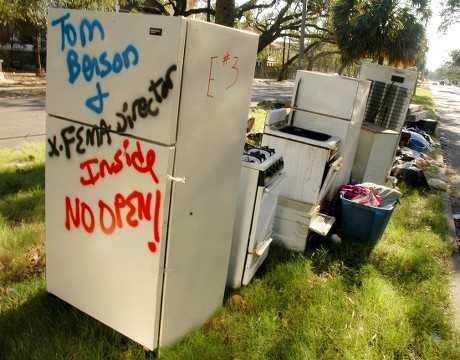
298;0;308;70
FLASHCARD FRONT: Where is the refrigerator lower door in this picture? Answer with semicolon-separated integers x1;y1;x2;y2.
45;115;174;350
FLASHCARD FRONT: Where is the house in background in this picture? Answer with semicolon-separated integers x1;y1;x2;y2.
0;23;46;71
255;40;297;79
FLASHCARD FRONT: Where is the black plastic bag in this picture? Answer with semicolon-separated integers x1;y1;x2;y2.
391;162;429;188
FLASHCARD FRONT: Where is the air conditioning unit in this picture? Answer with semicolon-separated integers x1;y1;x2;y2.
358;62;417;132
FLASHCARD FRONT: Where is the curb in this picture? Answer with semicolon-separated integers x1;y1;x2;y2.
438;146;460;332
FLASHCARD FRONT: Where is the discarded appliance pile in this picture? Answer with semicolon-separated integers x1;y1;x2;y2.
390;127;447;190
242;63;444;255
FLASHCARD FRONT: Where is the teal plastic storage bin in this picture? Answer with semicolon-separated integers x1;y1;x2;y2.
339;196;396;243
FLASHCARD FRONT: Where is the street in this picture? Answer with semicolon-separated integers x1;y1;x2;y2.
431;85;460;218
0;97;46;149
0;79;296;149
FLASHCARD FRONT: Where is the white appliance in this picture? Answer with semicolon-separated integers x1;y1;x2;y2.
227;144;286;288
263;108;342;205
352;122;399;184
45;8;258;351
353;62;418;185
286;70;371;191
358;62;417;133
262;108;341;251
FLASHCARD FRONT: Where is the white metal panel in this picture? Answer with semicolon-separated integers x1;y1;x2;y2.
352;123;399;185
292;71;361;120
227;169;286;289
241;237;271;286
45;115;174;350
359;62;417;91
272;197;315;252
226;167;259;289
247;172;285;252
291;78;370;191
159;20;258;346
46;8;186;146
262;134;331;205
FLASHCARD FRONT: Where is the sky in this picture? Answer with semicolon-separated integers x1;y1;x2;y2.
425;0;460;71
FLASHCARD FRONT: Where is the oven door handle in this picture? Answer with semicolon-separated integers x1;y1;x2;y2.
255;237;273;256
264;171;287;193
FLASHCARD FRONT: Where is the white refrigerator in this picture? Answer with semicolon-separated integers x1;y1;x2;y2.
287;71;370;191
45;8;258;350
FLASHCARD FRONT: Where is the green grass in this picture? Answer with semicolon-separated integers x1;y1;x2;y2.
1;143;460;359
0;144;45;288
412;87;436;119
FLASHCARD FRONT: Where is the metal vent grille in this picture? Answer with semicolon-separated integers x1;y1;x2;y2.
363;80;409;132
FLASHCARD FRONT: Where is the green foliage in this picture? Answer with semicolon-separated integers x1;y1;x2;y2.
439;0;460;33
332;0;427;68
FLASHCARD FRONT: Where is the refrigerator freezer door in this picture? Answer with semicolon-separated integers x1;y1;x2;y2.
45;115;174;350
46;9;186;146
292;71;362;120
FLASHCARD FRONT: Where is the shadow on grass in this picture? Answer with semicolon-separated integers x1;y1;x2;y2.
0;162;45;224
0;163;45;197
0;190;45;223
0;284;154;359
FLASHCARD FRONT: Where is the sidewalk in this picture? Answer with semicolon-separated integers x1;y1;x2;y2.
439;141;460;332
0;75;46;100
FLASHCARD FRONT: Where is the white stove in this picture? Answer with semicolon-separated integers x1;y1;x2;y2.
241;144;285;184
226;144;286;288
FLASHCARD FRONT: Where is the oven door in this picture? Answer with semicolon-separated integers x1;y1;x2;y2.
242;171;286;285
317;156;343;204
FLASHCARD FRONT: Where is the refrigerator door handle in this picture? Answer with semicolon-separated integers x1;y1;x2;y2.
264;171;287;193
167;174;186;183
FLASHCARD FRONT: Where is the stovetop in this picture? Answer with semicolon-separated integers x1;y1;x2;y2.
241;144;284;186
242;144;276;164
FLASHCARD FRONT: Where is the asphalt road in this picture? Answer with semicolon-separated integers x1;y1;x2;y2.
431;84;460;218
0;96;46;149
250;79;294;104
0;79;296;149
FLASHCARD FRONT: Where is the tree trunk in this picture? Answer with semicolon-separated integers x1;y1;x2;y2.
215;0;235;27
35;31;45;77
337;63;346;75
175;0;187;16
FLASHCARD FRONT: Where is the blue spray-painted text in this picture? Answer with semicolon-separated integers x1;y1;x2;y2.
51;12;140;114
